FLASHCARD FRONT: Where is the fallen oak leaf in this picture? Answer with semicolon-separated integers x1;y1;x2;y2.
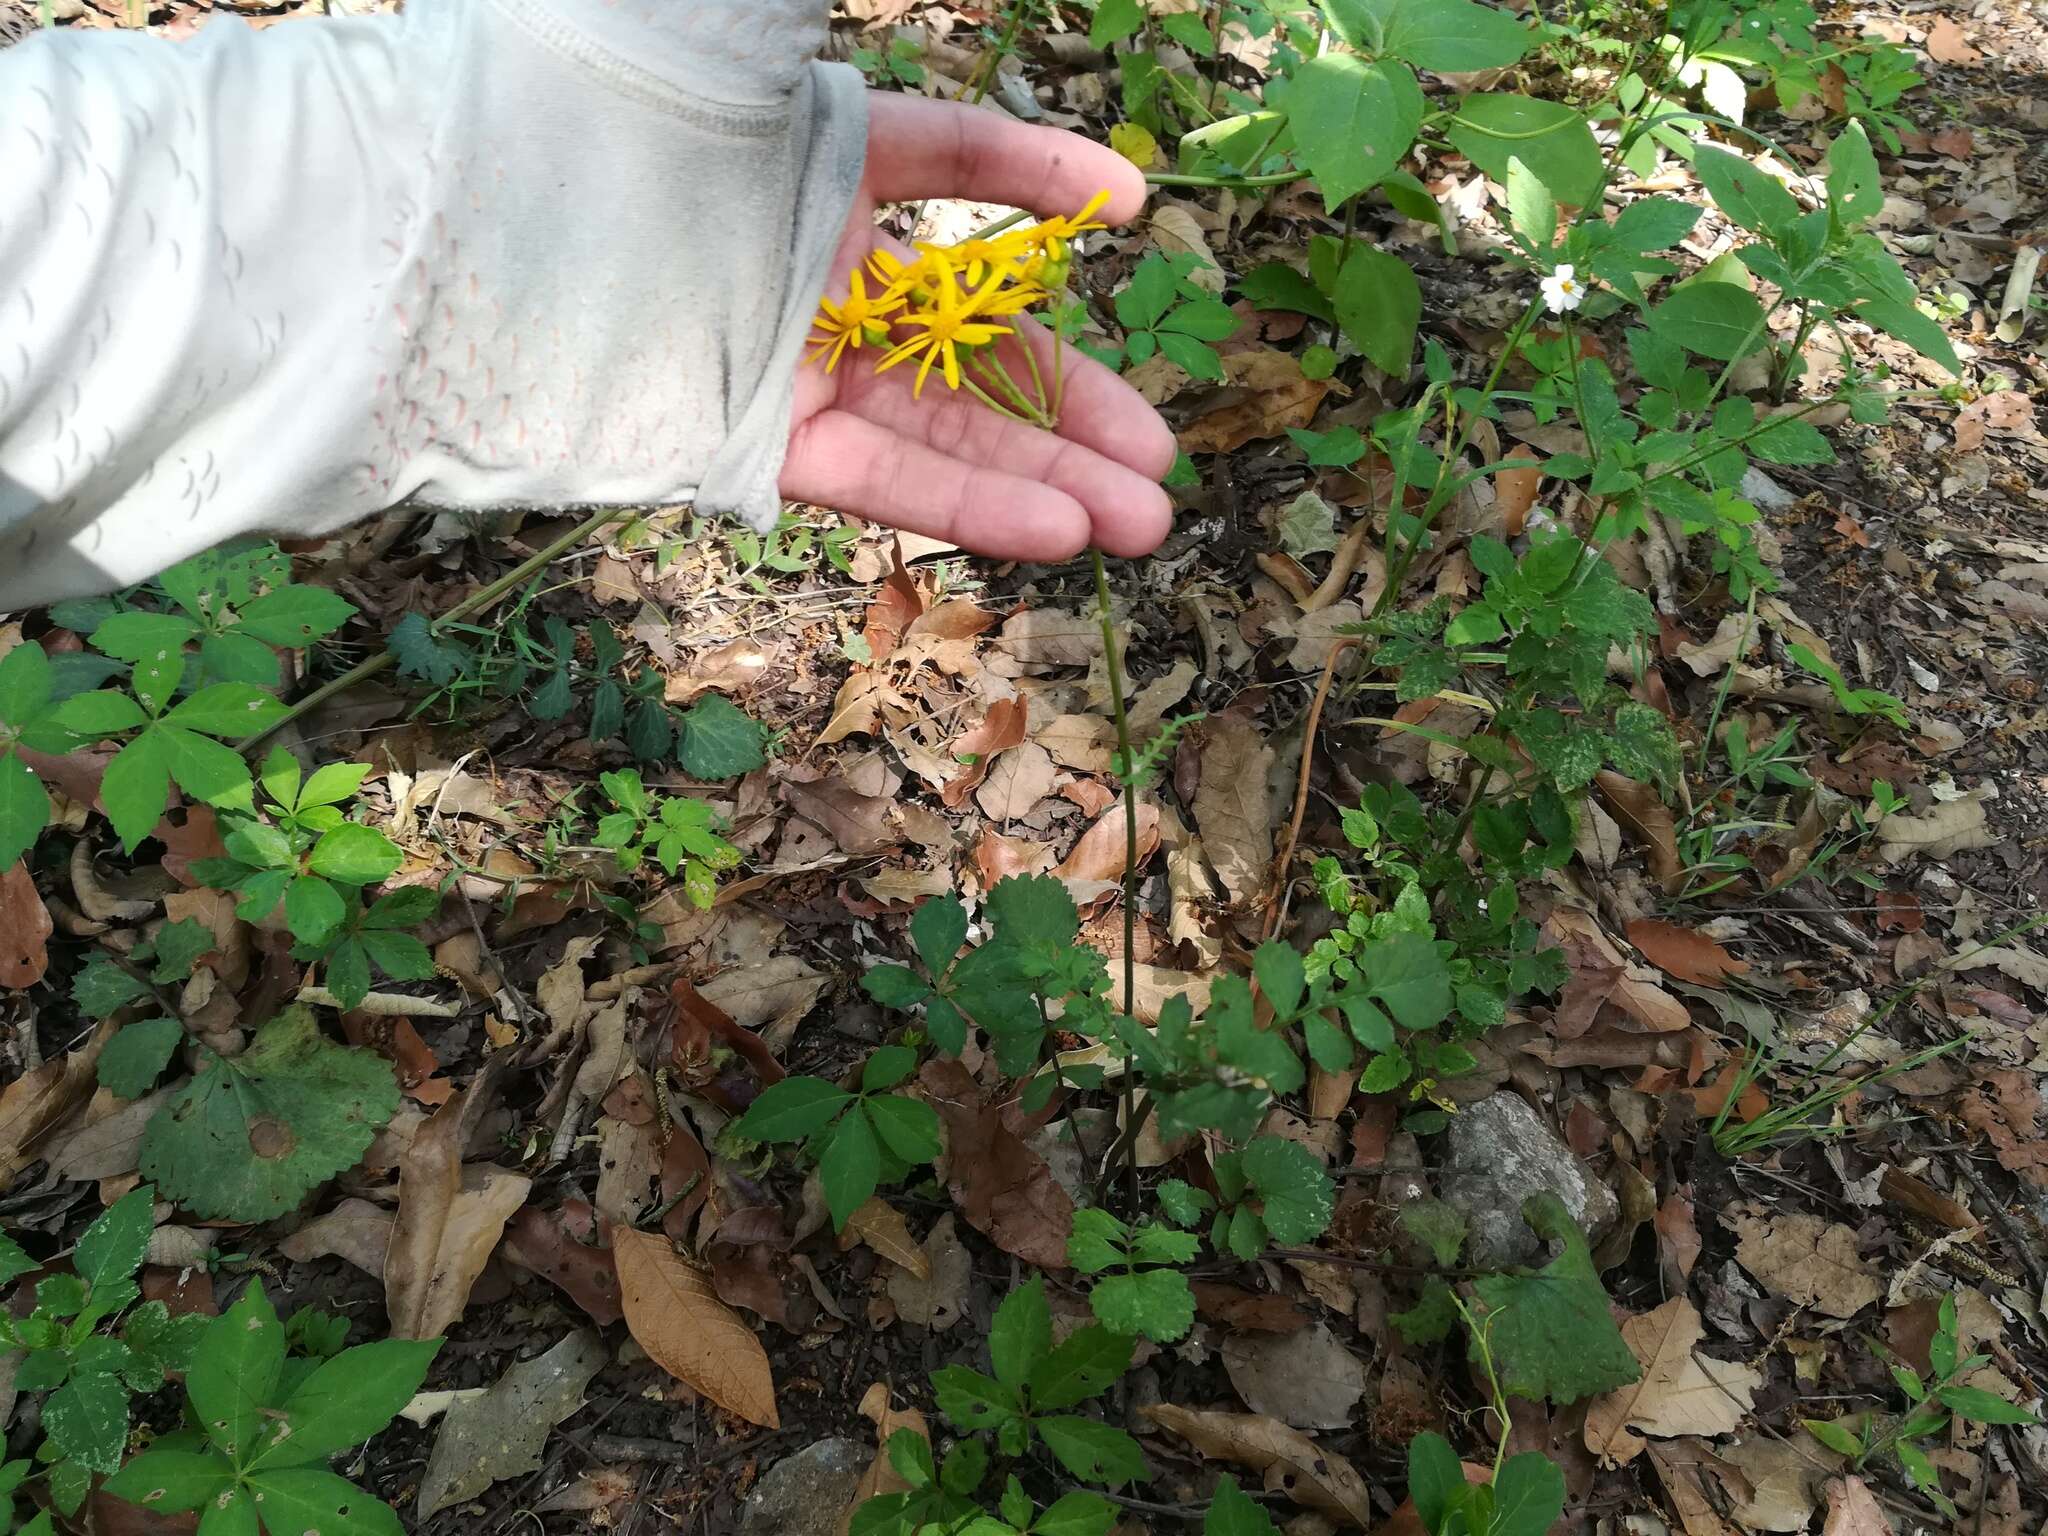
1142;1404;1373;1527
1584;1297;1763;1465
612;1223;779;1428
1730;1211;1882;1318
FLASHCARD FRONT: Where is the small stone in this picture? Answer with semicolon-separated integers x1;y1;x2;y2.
1438;1093;1619;1268
737;1438;868;1536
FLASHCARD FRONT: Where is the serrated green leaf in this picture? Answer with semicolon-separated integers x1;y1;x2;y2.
164;684;287;739
0;750;53;871
1470;1194;1640;1403
984;873;1079;949
76;1184;155;1293
863;965;930;1009
1648;282;1768;362
1692;146;1801;237
235;585;358;649
1286;55;1421;209
1242;1137;1333;1243
1313;235;1421;377
1030;1324;1133;1410
73;956;152;1020
45;1366;129;1473
1041;1490;1119;1536
1365;931;1453;1030
307;824;402;886
1090;1269;1195;1343
1205;1475;1278;1536
735;1077;852;1142
864;1094;941;1165
991;1278;1052;1391
140;1008;400;1222
822;1106;880;1230
932;1365;1018;1430
189;1282;285;1464
388;614;467;686
910;895;968;977
1398;1199;1467;1268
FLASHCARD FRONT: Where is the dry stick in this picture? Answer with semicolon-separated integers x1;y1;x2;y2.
236;505;633;754
1262;635;1359;942
1091;548;1143;1215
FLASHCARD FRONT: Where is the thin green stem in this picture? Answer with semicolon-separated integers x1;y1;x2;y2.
237;506;632;752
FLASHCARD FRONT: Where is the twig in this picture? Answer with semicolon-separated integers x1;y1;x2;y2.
238;506;633;752
1263;636;1359;940
294;986;463;1018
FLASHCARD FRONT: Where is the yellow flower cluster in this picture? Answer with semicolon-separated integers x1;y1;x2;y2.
808;192;1111;399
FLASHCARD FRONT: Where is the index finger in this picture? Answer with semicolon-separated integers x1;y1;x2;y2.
864;92;1149;226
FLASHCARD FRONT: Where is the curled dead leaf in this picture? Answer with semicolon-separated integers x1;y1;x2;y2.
1142;1404;1373;1527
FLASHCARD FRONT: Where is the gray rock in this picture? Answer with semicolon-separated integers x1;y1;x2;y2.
1438;1093;1618;1269
738;1437;868;1536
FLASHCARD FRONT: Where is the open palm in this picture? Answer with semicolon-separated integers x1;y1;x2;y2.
780;93;1178;561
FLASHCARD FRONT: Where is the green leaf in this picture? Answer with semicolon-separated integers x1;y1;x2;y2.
1030;1324;1134;1410
388;614;467;686
0;750;53;871
197;1482;260;1536
1242;1137;1333;1243
235;585;358;648
861;1045;918;1092
1365;931;1453;1030
44;1371;130;1473
1312;236;1422;377
1858;298;1960;375
75;1184;155;1292
1407;1432;1466;1533
1238;263;1334;323
911;895;968;977
188;1281;285;1463
1205;1475;1278;1536
1823;121;1881;227
164;684;287;739
735;1077;853;1142
73;956;153;1020
1611;196;1702;252
0;639;54;725
984;872;1079;949
1648;281;1768;362
676;695;766;779
1470;1194;1640;1403
54;688;149;738
1035;1416;1147;1486
307;824;402;886
1067;1209;1128;1274
821;1107;880;1230
363;886;441;929
298;761;370;810
991;1277;1052;1391
1091;1269;1196;1343
886;1428;935;1490
1089;0;1145;47
102;1449;235;1514
1691;146;1801;237
357;930;434;987
1286;55;1422;209
864;1095;942;1165
102;731;174;852
1491;1452;1567;1536
1801;1417;1865;1457
0;1232;34;1287
863;965;930;1010
1156;330;1226;383
1506;156;1556;249
1251;942;1305;1016
1935;1385;2040;1426
250;1338;442;1467
98;1017;186;1099
140;1007;402;1222
1447;94;1603;209
1371;0;1533;70
1040;1491;1119;1536
1398;1199;1467;1268
285;875;348;946
240;1466;404;1536
931;1366;1018;1430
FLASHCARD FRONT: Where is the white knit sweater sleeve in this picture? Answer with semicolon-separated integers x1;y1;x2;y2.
0;0;866;610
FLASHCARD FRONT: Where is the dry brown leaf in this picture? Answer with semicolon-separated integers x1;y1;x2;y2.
1546;908;1691;1035
501;1201;624;1325
1713;1433;1841;1532
386;1091;532;1339
47;1088;175;1182
843;1196;929;1280
0;1020;114;1186
1054;801;1161;886
663;637;771;705
0;861;52;988
1877;794;1996;863
883;1212;971;1331
1142;1404;1373;1527
1959;1069;2048;1188
1594;772;1682;892
996;610;1101;668
1924;15;1982;63
1038;713;1118;772
1221;1323;1368;1431
697;954;828;1037
815;671;906;748
612;1224;778;1427
1819;1476;1893;1536
1647;1441;1745;1536
942;697;1029;808
976;740;1057;823
278;1198;395;1278
1494;464;1542;537
843;1383;931;1534
1731;1212;1882;1318
1192;716;1274;906
1178;350;1332;454
921;1059;1071;1269
1585;1298;1763;1465
1626;919;1750;989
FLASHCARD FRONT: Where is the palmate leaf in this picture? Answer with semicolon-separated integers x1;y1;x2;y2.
1469;1194;1640;1403
139;1008;400;1221
675;694;766;779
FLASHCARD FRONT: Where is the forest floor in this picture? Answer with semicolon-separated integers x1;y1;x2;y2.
6;1;2048;1535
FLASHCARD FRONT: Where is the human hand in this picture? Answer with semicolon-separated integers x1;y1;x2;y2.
780;93;1178;561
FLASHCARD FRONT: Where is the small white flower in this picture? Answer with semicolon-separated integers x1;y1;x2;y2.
1540;263;1585;314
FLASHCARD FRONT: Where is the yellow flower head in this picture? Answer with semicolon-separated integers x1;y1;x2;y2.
875;252;1022;398
807;267;905;373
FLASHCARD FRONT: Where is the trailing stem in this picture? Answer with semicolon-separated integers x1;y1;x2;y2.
1091;548;1143;1215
